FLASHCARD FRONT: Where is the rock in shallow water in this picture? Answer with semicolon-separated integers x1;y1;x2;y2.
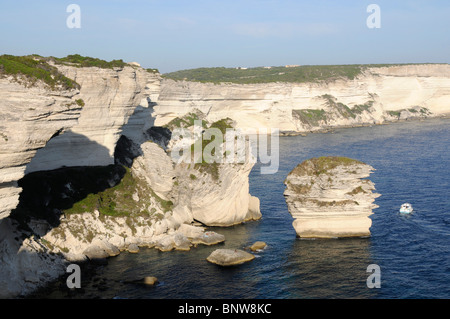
125;276;158;286
143;276;158;286
82;245;110;263
206;249;255;266
127;243;139;253
249;241;267;252
192;231;226;246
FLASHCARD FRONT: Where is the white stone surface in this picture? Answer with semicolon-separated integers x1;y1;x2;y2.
154;64;450;132
284;157;381;238
25;65;160;173
131;141;175;200
0;79;81;221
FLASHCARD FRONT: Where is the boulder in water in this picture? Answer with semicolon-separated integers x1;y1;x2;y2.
206;249;255;266
143;276;158;286
127;243;139;253
249;241;267;252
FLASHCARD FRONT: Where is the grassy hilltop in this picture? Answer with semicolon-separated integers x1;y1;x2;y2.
0;54;158;90
163;63;430;84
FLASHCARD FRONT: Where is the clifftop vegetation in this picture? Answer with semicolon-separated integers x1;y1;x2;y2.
51;54;127;69
0;54;80;90
291;156;364;177
0;54;158;90
162;64;423;84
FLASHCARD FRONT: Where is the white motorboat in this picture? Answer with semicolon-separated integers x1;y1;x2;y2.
399;203;413;214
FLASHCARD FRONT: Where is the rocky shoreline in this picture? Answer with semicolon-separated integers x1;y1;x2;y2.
155;64;450;132
0;60;261;298
279;113;450;136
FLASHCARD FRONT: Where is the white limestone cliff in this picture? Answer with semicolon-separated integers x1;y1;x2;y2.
0;62;160;223
0;61;162;297
154;64;450;132
2;60;447;298
25;64;160;173
131;141;175;200
172;155;261;227
165;115;262;226
284;157;380;238
0;79;81;221
0;111;260;298
0;138;229;297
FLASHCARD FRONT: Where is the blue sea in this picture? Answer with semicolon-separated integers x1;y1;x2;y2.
41;118;450;299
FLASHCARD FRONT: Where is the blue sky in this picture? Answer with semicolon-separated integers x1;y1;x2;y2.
0;0;449;73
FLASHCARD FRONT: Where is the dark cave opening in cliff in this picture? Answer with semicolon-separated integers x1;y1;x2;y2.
9;164;127;232
9;125;173;236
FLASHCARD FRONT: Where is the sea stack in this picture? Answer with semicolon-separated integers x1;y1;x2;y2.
283;156;380;238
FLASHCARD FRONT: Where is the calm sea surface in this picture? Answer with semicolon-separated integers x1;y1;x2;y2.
40;118;450;299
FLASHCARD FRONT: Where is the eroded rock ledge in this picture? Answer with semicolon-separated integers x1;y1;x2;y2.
284;156;380;238
155;64;450;133
0;57;261;298
0;114;260;298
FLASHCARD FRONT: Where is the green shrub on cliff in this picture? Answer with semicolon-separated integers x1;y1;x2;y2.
352;100;374;114
291;156;364;177
190;118;234;181
52;54;127;69
162;65;375;84
386;107;431;119
293;96;376;127
146;68;159;73
321;94;356;119
190;134;221;181
293;109;327;126
209;118;234;135
163;63;431;84
0;132;8;141
75;98;85;107
164;112;207;131
163;65;365;84
0;54;80;90
65;166;173;217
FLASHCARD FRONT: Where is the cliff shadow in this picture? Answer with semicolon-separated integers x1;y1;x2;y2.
115;104;171;167
9;132;124;232
1;133;125;298
9;105;171;241
2;104;171;297
25;129;116;175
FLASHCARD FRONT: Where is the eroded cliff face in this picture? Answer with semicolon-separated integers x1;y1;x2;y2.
0;120;260;297
154;64;450;132
21;125;260;261
1;61;448;297
0;62;163;297
25;64;160;173
0;62;260;297
0;79;82;221
170;137;261;227
0;63;161;222
284;157;380;238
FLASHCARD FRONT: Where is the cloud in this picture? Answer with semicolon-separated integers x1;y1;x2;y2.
231;22;338;38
